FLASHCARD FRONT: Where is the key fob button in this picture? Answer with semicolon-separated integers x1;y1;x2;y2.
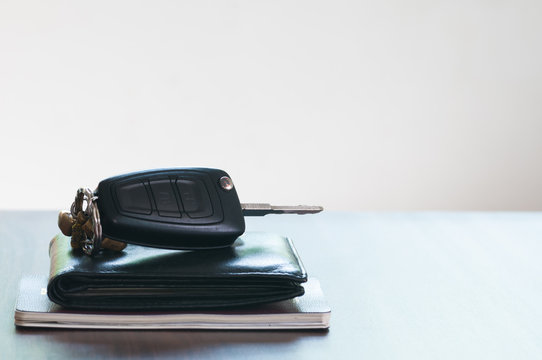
176;178;213;218
149;179;181;218
115;180;152;215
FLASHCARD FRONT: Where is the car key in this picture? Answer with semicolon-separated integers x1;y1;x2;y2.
58;168;323;255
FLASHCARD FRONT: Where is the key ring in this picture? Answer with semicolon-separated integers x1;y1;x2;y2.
70;188;102;255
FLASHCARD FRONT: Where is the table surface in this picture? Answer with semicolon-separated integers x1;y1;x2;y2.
2;211;541;359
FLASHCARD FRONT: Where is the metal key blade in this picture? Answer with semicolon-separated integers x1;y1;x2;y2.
241;203;324;216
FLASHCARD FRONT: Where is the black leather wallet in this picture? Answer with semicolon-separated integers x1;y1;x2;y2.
47;232;307;310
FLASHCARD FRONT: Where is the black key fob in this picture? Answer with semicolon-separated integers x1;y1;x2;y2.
60;168;322;255
97;168;245;250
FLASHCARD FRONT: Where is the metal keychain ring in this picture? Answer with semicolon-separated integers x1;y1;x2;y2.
81;188;102;256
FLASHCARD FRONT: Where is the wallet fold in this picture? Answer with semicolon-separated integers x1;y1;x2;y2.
48;232;307;310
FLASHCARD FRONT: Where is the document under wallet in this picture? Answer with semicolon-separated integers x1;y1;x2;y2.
48;232;307;310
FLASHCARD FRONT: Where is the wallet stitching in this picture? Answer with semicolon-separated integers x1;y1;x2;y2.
84;270;304;277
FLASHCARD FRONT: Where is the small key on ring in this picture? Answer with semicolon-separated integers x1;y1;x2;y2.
58;168;323;256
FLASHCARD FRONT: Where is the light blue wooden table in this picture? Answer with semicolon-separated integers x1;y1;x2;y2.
1;211;541;359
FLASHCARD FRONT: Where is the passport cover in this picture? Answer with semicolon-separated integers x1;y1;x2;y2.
17;276;330;329
48;232;307;310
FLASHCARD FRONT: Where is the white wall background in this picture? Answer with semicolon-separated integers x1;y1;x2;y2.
1;0;541;211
